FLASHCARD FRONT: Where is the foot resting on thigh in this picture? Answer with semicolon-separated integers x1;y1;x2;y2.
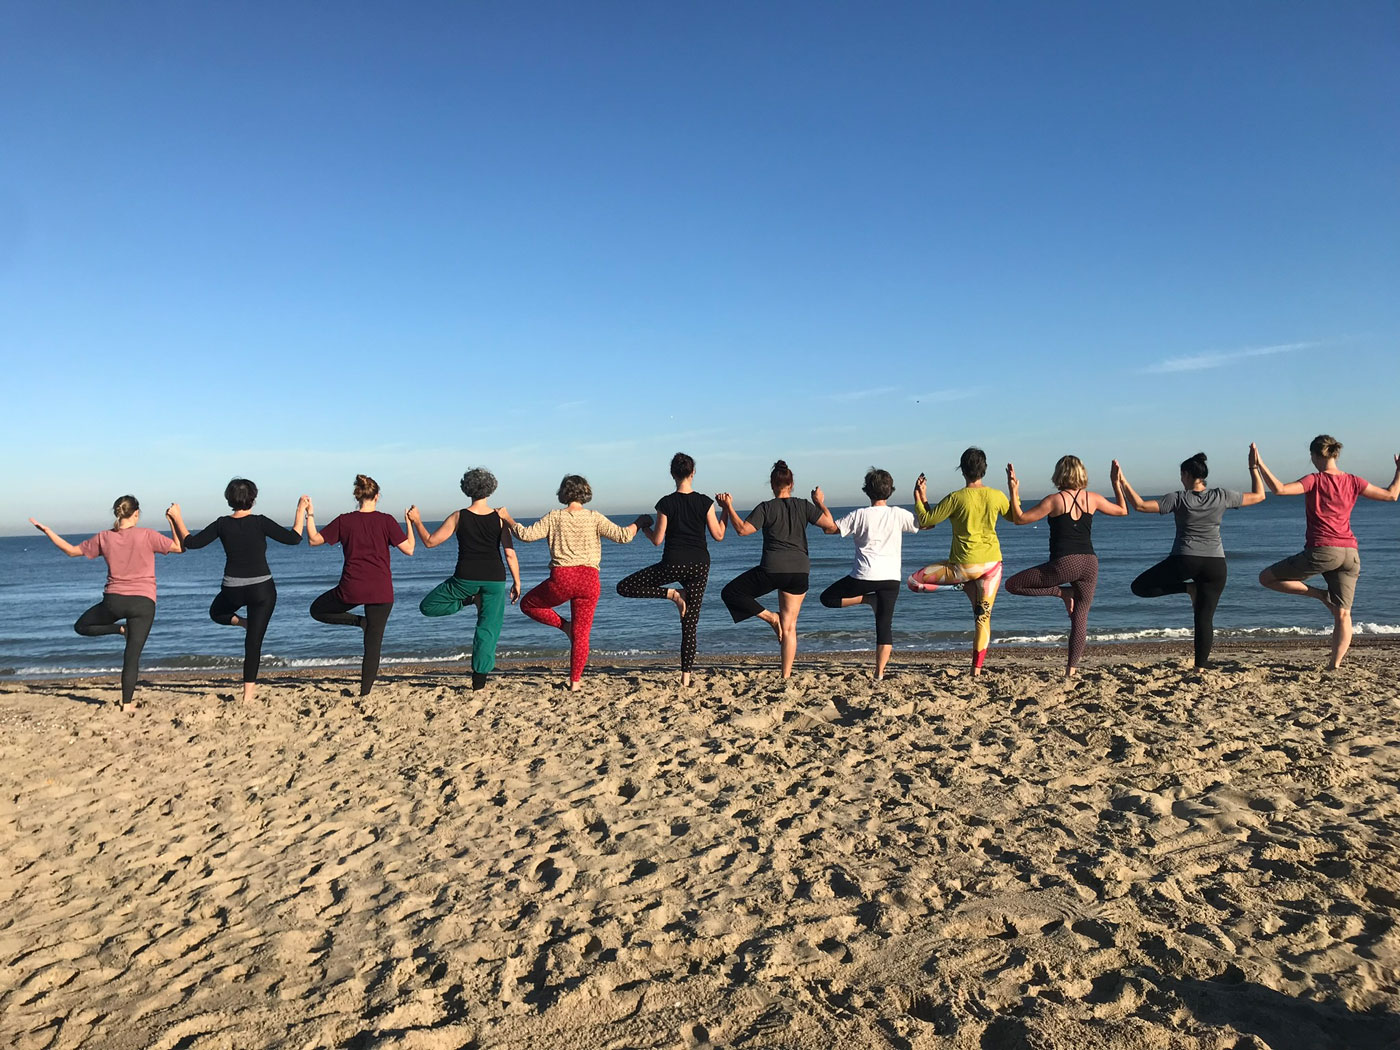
757;609;782;640
1060;587;1074;618
668;588;687;620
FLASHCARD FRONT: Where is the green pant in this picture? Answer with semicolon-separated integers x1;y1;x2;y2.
419;577;507;674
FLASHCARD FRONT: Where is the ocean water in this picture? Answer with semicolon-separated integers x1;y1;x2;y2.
3;498;1398;678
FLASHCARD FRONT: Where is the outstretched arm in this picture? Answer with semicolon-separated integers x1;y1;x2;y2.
29;518;84;557
305;499;326;546
1240;446;1267;506
706;503;726;542
1362;454;1400;502
716;493;757;537
1251;444;1305;496
811;487;840;534
410;508;459;548
396;508;417;555
1112;462;1159;514
1005;463;1063;524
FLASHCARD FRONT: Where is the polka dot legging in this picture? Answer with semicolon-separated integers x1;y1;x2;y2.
615;560;709;672
520;566;602;682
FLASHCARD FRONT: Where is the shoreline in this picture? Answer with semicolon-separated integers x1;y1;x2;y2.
4;636;1396;687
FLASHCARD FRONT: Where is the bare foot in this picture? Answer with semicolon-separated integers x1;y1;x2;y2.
1185;582;1198;608
120;700;141;714
758;611;782;640
558;617;573;638
569;679;582;692
1060;588;1075;618
680;671;692;688
118;624;127;636
668;588;687;620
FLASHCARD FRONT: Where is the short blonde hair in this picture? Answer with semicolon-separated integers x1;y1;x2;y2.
1052;455;1087;491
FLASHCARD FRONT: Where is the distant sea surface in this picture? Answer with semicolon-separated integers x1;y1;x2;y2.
3;498;1398;679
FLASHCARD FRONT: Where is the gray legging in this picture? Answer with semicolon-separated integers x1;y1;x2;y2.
74;593;156;704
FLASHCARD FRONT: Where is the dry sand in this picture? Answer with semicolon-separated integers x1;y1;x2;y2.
2;643;1399;1050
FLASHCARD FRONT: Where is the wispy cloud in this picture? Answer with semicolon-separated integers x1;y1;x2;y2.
1144;341;1317;374
907;388;979;404
824;385;900;403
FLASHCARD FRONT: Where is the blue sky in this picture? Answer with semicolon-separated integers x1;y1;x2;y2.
3;2;1397;532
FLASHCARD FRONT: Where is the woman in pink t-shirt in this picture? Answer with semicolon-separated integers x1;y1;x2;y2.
1255;436;1400;668
306;474;416;696
29;495;184;711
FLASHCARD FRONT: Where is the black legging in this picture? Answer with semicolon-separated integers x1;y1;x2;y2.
74;593;155;704
819;575;900;646
1005;554;1098;671
310;591;393;695
615;561;710;672
210;580;277;683
1131;555;1227;667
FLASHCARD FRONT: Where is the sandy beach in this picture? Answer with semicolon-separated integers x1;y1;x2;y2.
2;643;1398;1050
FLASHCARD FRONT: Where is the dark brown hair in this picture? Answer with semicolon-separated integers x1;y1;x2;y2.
670;452;695;482
769;460;794;494
959;448;987;482
862;468;894;502
353;474;380;502
1180;453;1209;482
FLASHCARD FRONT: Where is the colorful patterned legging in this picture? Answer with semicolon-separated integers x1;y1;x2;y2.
615;561;709;672
521;566;601;682
1005;554;1099;671
907;560;1004;669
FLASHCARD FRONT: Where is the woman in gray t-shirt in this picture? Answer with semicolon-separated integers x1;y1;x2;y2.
716;459;836;679
1114;451;1265;668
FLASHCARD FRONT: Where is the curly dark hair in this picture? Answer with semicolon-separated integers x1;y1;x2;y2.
460;467;498;500
557;474;593;505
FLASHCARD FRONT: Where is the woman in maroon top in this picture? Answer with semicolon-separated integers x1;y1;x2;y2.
1255;436;1400;668
306;474;416;695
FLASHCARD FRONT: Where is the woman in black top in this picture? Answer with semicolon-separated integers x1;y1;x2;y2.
617;452;727;687
168;479;307;700
1004;456;1127;677
408;467;521;690
717;460;836;679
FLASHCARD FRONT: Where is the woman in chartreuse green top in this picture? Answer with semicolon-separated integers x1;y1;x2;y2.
908;447;1010;674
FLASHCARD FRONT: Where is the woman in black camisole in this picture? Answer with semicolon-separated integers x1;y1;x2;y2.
408;467;521;690
1004;455;1127;676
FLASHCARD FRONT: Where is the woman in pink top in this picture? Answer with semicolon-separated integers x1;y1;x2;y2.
306;474;416;695
1255;436;1400;668
29;495;184;712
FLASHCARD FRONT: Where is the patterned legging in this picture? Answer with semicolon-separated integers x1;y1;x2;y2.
907;560;1004;669
615;561;709;672
1005;554;1099;671
521;566;601;682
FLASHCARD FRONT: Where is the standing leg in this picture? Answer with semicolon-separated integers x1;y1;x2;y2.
676;562;709;685
564;567;601;686
241;581;277;698
471;580;508;680
870;581;900;679
358;603;392;695
1065;556;1098;675
93;594;155;708
1191;558;1227;668
1322;552;1359;669
964;562;1002;673
777;588;807;679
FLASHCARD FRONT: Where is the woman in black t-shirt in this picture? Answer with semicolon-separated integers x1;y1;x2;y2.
617;452;727;687
408;467;522;691
168;478;307;701
717;459;836;679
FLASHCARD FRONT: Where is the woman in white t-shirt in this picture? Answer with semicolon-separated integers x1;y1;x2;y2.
818;468;918;679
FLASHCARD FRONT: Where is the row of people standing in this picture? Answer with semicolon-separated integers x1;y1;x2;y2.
28;434;1399;708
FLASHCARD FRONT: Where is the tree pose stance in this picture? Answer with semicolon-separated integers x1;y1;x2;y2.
409;466;521;691
499;475;643;690
1254;436;1400;669
818;467;916;680
168;478;307;701
306;474;416;695
717;460;836;680
30;495;183;712
617;452;727;688
1004;455;1127;677
908;448;1009;674
1114;450;1265;669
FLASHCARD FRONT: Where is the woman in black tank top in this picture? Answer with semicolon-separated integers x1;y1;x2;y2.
407;467;522;690
1004;455;1127;676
